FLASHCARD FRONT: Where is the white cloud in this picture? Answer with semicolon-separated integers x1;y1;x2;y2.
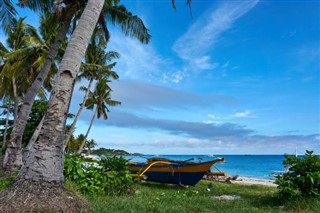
161;68;188;84
172;0;259;70
232;110;256;118
107;28;167;81
194;55;219;70
208;110;257;121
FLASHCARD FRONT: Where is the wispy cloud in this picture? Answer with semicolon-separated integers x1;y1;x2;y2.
107;28;193;84
107;28;167;81
107;80;237;111
90;115;319;154
172;0;259;70
207;110;257;122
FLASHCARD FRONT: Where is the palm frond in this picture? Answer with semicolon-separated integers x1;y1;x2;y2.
104;5;151;44
5;47;33;61
80;63;102;73
106;98;121;107
105;51;120;61
25;24;43;44
0;42;9;55
0;62;13;78
171;0;176;10
98;12;110;43
172;0;193;17
0;0;17;33
79;86;88;92
18;0;52;13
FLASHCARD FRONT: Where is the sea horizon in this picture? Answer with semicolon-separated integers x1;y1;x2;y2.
123;154;292;180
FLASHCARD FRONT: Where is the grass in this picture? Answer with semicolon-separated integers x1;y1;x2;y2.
1;175;319;212
86;180;320;213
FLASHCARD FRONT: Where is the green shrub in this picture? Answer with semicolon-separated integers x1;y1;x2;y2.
275;150;320;200
64;155;134;195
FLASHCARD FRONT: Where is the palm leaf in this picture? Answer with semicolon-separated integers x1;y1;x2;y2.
0;0;17;33
18;0;52;13
5;47;33;61
105;51;120;61
0;63;13;78
104;5;151;44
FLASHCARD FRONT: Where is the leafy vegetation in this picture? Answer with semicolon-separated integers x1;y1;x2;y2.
275;150;320;200
64;155;134;195
88;181;320;213
90;148;130;156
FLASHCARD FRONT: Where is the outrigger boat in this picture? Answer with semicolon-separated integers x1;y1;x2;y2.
130;157;226;186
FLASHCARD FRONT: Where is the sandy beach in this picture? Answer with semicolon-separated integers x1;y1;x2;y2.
206;175;277;187
230;176;277;187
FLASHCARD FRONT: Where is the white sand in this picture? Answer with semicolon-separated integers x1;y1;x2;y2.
230;176;277;187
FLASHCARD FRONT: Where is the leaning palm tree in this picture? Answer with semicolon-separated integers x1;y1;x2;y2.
64;28;119;149
2;7;76;171
5;0;151;172
0;1;191;212
76;77;120;154
0;95;12;149
1;16;59;170
17;0;149;181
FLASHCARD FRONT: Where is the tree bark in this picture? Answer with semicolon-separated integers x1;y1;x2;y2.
64;78;94;150
3;6;76;172
12;77;18;124
18;0;104;182
2;100;10;150
76;107;97;155
22;115;45;164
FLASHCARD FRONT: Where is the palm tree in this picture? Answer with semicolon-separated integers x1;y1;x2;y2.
17;0;150;181
2;6;77;171
84;139;97;155
76;77;120;154
0;95;12;149
4;0;151;172
64;29;119;149
0;1;192;212
1;16;60;170
0;18;39;124
67;133;85;153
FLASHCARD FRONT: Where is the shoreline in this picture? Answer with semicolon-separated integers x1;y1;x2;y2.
230;176;277;187
206;175;277;187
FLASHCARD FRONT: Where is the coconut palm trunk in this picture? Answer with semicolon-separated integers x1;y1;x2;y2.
2;100;11;150
18;0;104;182
76;106;97;155
22;114;45;163
64;78;94;150
3;5;76;172
11;77;18;124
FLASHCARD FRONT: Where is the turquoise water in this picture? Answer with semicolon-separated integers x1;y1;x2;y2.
125;155;287;180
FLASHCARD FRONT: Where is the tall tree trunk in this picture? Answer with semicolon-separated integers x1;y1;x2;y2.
2;100;10;150
3;6;76;172
22;115;45;164
64;78;94;150
4;77;23;170
11;77;18;124
76;107;97;155
18;0;104;183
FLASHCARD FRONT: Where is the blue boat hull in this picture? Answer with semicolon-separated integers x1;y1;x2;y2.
141;170;207;186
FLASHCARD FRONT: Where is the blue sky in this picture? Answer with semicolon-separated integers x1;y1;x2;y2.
2;0;319;155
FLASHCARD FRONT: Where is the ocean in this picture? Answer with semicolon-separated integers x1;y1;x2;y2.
125;154;287;180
